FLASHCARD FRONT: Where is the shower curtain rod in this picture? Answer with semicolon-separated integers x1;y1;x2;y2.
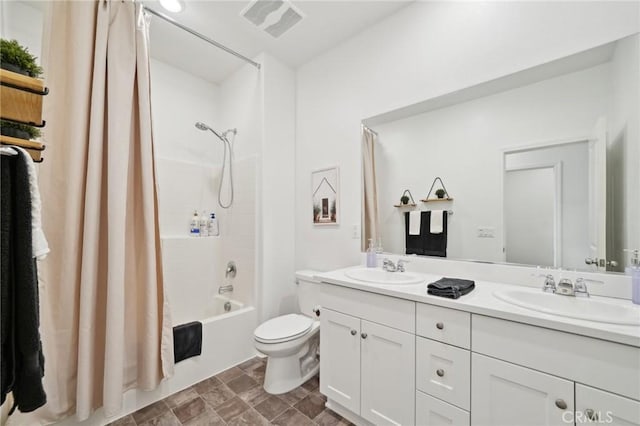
141;5;261;70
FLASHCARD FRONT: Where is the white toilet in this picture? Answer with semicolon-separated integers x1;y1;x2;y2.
254;271;321;394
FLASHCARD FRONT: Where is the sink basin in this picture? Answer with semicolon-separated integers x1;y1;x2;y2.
344;268;425;285
493;290;640;326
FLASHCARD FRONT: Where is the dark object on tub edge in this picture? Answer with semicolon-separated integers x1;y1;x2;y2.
173;321;203;363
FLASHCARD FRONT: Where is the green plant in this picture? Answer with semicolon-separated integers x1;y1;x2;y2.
0;119;41;139
1;39;43;77
435;189;446;198
400;195;410;204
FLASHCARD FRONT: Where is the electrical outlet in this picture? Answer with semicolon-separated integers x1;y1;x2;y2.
477;227;495;238
352;224;360;239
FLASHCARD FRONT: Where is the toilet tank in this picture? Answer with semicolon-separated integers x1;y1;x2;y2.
296;270;322;318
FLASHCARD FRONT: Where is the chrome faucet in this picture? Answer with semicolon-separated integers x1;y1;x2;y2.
218;284;234;294
382;259;408;272
382;258;397;272
539;275;590;297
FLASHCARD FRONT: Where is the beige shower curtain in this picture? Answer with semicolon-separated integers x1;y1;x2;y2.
362;126;380;250
33;0;173;421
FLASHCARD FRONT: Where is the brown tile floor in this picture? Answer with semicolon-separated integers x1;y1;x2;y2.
109;358;352;426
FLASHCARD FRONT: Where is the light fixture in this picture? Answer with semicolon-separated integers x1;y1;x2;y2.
159;0;184;13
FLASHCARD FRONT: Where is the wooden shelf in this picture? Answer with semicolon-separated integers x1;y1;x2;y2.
421;198;454;202
0;135;44;162
394;203;417;208
0;68;46;125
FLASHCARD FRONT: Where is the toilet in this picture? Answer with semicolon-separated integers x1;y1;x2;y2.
254;271;321;394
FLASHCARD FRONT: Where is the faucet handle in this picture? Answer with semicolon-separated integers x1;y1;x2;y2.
574;278;590;297
542;274;556;293
397;259;409;272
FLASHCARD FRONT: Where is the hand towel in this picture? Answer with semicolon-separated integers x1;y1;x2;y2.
427;277;475;299
430;210;444;234
12;146;49;260
409;210;421;235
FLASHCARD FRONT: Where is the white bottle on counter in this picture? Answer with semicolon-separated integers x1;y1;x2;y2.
199;211;209;237
189;210;200;237
208;212;219;236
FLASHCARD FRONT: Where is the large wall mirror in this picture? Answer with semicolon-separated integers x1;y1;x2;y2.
362;34;639;274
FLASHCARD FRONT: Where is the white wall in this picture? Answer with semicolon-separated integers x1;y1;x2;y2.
0;1;43;62
259;54;298;322
295;1;639;271
374;65;605;268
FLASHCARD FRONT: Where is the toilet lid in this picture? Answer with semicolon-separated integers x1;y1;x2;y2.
254;314;313;343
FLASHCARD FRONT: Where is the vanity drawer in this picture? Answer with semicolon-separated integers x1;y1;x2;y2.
320;283;415;333
416;337;470;410
416;390;470;426
417;303;470;349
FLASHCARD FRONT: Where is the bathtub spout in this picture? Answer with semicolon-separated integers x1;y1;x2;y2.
218;284;234;294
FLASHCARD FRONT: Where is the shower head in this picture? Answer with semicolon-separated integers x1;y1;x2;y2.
195;121;225;141
195;122;237;142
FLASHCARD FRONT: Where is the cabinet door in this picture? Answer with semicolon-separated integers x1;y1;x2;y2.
416;390;470;426
472;354;574;426
360;320;415;426
576;384;640;425
320;308;361;414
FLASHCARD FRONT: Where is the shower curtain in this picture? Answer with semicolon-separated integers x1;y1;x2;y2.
31;0;173;421
362;126;380;250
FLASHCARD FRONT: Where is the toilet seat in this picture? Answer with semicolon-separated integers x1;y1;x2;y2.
254;314;313;344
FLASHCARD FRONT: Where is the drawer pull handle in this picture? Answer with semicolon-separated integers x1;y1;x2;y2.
555;399;567;410
436;369;445;377
361;333;368;339
585;409;598;421
350;329;357;336
436;322;444;330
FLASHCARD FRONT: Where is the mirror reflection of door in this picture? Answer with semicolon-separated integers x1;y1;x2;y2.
505;166;558;267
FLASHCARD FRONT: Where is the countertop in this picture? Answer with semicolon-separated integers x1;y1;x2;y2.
315;266;640;348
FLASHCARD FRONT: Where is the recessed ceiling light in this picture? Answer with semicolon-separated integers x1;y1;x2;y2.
159;0;184;13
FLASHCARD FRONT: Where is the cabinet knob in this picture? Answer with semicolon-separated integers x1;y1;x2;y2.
350;329;357;336
436;369;445;377
585;409;598;421
436;322;444;330
361;333;368;339
555;399;567;410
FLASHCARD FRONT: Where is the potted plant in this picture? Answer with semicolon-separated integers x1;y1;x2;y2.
435;189;446;199
400;195;410;205
0;39;43;77
0;119;41;140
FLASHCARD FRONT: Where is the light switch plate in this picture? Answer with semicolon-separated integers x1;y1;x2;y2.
352;224;360;239
477;227;495;238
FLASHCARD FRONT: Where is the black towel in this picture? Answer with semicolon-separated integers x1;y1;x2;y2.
1;153;46;412
404;211;448;257
173;322;203;363
427;277;475;299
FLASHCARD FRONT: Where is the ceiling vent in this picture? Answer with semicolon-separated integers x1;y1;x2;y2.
241;0;304;38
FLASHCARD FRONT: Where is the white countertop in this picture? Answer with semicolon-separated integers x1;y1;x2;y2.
315;266;640;348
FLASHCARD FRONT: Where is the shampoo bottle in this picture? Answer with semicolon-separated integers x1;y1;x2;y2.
625;249;640;305
366;238;377;268
199;211;209;237
208;213;219;236
190;210;200;237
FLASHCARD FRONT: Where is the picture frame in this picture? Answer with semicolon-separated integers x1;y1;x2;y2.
312;166;339;225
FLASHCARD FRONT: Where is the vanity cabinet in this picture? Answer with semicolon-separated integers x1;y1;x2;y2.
318;280;640;426
320;284;416;426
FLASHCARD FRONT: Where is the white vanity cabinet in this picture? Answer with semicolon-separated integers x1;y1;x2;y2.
318;279;640;426
320;285;416;425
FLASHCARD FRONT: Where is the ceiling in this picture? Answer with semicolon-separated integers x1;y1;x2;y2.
144;0;412;83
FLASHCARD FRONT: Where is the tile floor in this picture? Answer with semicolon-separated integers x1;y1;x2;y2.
108;358;352;426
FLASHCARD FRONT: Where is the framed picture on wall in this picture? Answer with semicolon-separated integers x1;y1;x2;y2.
312;166;339;225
